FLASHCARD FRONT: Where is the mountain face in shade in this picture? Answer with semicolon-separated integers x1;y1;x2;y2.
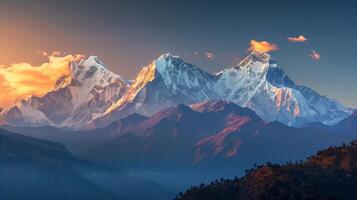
2;56;128;129
82;101;349;169
0;128;120;200
0;128;175;200
2;113;150;154
176;141;357;200
82;101;259;166
332;111;357;134
1;52;352;129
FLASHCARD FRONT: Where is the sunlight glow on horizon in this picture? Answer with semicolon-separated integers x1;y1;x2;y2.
0;53;83;108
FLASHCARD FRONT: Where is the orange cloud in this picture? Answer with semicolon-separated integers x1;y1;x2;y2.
249;40;279;53
204;52;215;60
36;50;49;56
287;35;307;42
0;75;14;108
37;51;63;57
310;50;321;60
0;54;84;108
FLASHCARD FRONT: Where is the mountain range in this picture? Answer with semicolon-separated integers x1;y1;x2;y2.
0;51;353;129
3;100;357;197
5;101;356;166
81;101;354;169
1;50;356;198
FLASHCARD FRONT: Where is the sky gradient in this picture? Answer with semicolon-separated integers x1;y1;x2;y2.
0;0;356;107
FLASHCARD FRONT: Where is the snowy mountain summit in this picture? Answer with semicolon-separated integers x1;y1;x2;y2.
2;56;128;129
216;50;351;126
88;53;219;128
1;51;352;129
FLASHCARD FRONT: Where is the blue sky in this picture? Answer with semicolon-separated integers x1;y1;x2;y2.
0;0;356;107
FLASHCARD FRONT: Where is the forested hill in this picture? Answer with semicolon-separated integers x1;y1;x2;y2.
177;141;357;200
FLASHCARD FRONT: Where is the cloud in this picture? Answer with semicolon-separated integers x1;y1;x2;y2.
37;50;63;57
249;40;279;53
204;52;215;60
310;50;321;60
287;35;307;43
0;53;84;108
0;74;14;108
36;50;49;56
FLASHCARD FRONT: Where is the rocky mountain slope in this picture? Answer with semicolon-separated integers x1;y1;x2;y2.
333;111;357;134
82;101;350;169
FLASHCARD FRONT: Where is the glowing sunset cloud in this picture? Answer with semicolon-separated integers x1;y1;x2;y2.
249;40;279;53
310;50;321;60
0;53;84;108
204;52;215;60
287;35;307;42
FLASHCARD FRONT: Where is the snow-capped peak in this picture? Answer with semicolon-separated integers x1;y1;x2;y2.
79;55;108;69
157;53;182;62
103;53;216;116
241;50;271;62
69;55;126;84
214;51;351;126
154;53;185;73
235;50;276;73
2;55;128;129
